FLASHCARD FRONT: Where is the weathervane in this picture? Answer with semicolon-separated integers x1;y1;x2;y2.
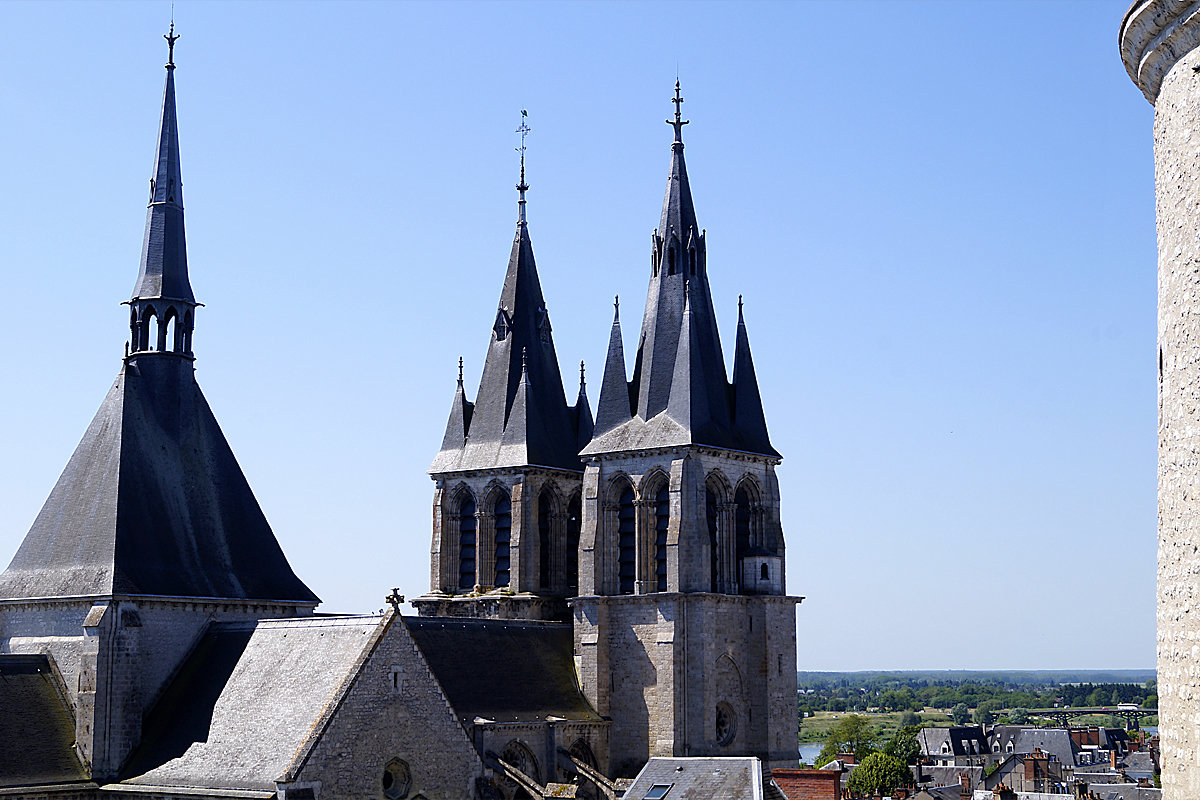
667;80;688;144
516;109;531;223
164;19;180;69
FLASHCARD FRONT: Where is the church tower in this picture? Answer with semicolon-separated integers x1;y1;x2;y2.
573;83;800;776
416;120;593;621
0;30;318;780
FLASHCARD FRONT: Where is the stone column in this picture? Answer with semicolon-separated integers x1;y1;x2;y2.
1121;6;1200;797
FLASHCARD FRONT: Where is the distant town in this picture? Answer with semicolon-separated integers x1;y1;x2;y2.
776;670;1160;799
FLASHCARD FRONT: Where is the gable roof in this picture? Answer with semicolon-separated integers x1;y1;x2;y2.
0;655;90;789
121;615;383;792
403;616;601;724
624;757;764;800
0;356;319;604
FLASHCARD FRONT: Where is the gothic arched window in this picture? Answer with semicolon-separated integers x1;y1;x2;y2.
566;493;581;596
538;488;555;591
493;492;512;588
654;484;669;592
617;485;636;595
458;494;477;590
706;486;720;592
734;487;752;591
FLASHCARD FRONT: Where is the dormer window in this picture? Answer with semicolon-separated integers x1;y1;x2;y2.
494;309;510;341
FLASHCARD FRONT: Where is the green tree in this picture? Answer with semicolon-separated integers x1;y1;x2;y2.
1146;694;1158;709
1009;708;1029;725
883;726;921;766
898;710;921;729
815;715;879;767
973;707;994;726
951;703;971;726
846;752;913;797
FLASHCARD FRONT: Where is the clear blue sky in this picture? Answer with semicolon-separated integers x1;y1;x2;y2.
0;1;1155;671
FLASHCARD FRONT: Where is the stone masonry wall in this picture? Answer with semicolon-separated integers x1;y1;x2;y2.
292;614;483;800
1154;42;1200;800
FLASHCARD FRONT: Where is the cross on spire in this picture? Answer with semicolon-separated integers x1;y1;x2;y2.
164;21;179;69
667;80;689;145
516;109;531;224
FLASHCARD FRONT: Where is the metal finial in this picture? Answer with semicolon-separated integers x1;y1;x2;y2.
521;347;528;371
386;588;404;612
458;356;464;385
667;80;689;145
516;110;531;224
580;360;586;385
164;20;180;69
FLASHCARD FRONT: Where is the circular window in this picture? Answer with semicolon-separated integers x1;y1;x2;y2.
715;703;737;746
382;758;412;800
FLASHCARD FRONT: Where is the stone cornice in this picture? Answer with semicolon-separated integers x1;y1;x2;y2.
1121;0;1200;103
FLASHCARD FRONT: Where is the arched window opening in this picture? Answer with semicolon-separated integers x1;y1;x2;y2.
183;309;194;353
617;486;636;595
566;494;581;596
538;489;554;591
654;484;669;592
493;493;512;588
735;487;752;591
163;310;177;353
760;562;769;581
146;310;160;352
129;307;140;351
706;487;719;592
458;495;477;590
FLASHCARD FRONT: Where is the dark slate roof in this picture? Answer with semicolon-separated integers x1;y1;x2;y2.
624;757;764;800
0;355;319;603
404;616;601;724
918;726;988;757
122;616;383;791
1013;728;1079;766
431;220;585;474
132;60;194;304
582;97;778;459
0;655;90;788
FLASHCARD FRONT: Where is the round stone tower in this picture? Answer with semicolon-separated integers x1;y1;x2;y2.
1121;4;1200;797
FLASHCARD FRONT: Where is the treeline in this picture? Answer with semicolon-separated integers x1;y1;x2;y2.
798;674;1157;714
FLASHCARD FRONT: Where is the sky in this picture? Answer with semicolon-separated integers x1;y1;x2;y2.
0;0;1156;671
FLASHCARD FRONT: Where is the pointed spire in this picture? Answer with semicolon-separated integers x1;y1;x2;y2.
666;281;711;434
128;26;198;357
574;359;595;452
594;296;633;436
731;298;778;457
433;359;475;464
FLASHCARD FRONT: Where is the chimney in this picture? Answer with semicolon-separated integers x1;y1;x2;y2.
960;772;971;800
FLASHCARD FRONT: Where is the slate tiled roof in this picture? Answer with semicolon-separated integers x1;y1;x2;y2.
0;655;90;789
121;616;383;792
624;757;764;800
1013;728;1080;766
404;616;600;724
584;98;777;460
0;356;320;603
431;218;587;474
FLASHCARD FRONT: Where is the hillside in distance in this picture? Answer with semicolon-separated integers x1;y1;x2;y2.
798;670;1156;689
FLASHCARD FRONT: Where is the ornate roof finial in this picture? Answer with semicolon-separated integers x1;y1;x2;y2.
738;294;744;321
458;356;464;386
580;360;586;386
164;19;180;69
614;295;620;319
667;80;689;146
516;109;531;225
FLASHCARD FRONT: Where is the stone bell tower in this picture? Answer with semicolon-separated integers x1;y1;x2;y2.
573;83;801;777
416;118;593;622
1121;4;1200;797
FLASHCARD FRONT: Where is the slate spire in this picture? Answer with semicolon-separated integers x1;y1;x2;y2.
582;83;779;458
731;297;776;456
430;118;583;473
128;22;199;357
0;32;319;605
594;297;633;436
